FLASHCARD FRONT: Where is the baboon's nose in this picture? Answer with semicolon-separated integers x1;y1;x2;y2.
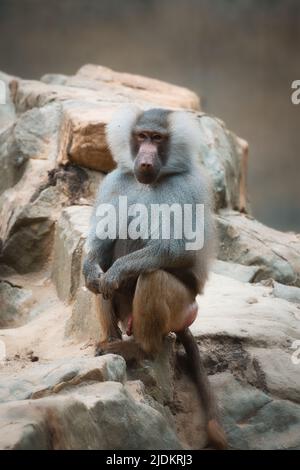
141;162;152;170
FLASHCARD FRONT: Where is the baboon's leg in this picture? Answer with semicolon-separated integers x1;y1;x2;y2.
177;328;227;450
96;270;195;359
95;295;122;355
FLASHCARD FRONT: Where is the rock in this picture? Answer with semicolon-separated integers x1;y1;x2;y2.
75;64;200;110
11;79;104;114
8;66;249;196
127;334;176;404
0;71;16;131
192;273;300;449
0;125;27;195
36;164;97;206
0;355;126;403
267;280;300;304
52;204;105;342
14;102;61;162
10;64;200;172
57;101;117;172
194;273;300;349
83;168;105;202
197;116;249;211
14;63;199;115
0;102;61;195
0;162;96;274
211;372;300;450
247;348;300;403
212;260;259;283
0;159;53;242
41;74;68;86
217;210;300;286
65;286;100;341
52;206;92;302
0;181;67;273
0;382;181;450
246;297;258;304
0;281;34;328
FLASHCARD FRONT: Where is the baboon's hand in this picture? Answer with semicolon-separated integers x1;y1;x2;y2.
98;272;119;299
85;273;102;294
83;258;104;294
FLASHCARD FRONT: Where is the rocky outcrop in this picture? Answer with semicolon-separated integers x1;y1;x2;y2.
52;206;92;302
217;210;300;286
0;355;126;403
0;382;181;450
211;372;300;450
0;64;300;450
0;281;34;328
0;71;16;131
192;271;300;449
197;116;249;212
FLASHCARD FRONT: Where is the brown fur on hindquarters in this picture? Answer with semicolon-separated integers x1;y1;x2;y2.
132;270;196;355
95;270;227;449
95;295;122;344
95;270;195;355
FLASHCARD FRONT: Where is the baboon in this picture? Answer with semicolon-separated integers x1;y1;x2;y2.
83;106;227;449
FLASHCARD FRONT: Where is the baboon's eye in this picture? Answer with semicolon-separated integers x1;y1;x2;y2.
152;134;162;142
137;133;147;141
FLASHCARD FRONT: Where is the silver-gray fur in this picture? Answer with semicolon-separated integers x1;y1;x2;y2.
83;106;215;299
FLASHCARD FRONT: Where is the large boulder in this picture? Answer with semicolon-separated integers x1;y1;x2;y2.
0;125;27;195
194;272;300;348
197;115;248;212
0;160;57;273
6;64;248;207
13;102;62;162
51;205;92;302
43;63;200;111
0;355;126;403
65;285;100;341
0;281;34;328
0;382;181;450
191;271;300;449
211;372;300;450
0;71;16;131
212;259;260;283
217;210;300;286
57;101;116;172
46;63;201;172
0;162;100;274
51;205;103;342
0;160;69;273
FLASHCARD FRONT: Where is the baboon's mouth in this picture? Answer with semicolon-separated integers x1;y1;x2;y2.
135;171;158;185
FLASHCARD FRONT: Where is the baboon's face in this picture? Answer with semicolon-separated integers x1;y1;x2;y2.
131;110;170;184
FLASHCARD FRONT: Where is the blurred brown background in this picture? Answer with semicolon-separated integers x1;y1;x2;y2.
0;0;299;231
